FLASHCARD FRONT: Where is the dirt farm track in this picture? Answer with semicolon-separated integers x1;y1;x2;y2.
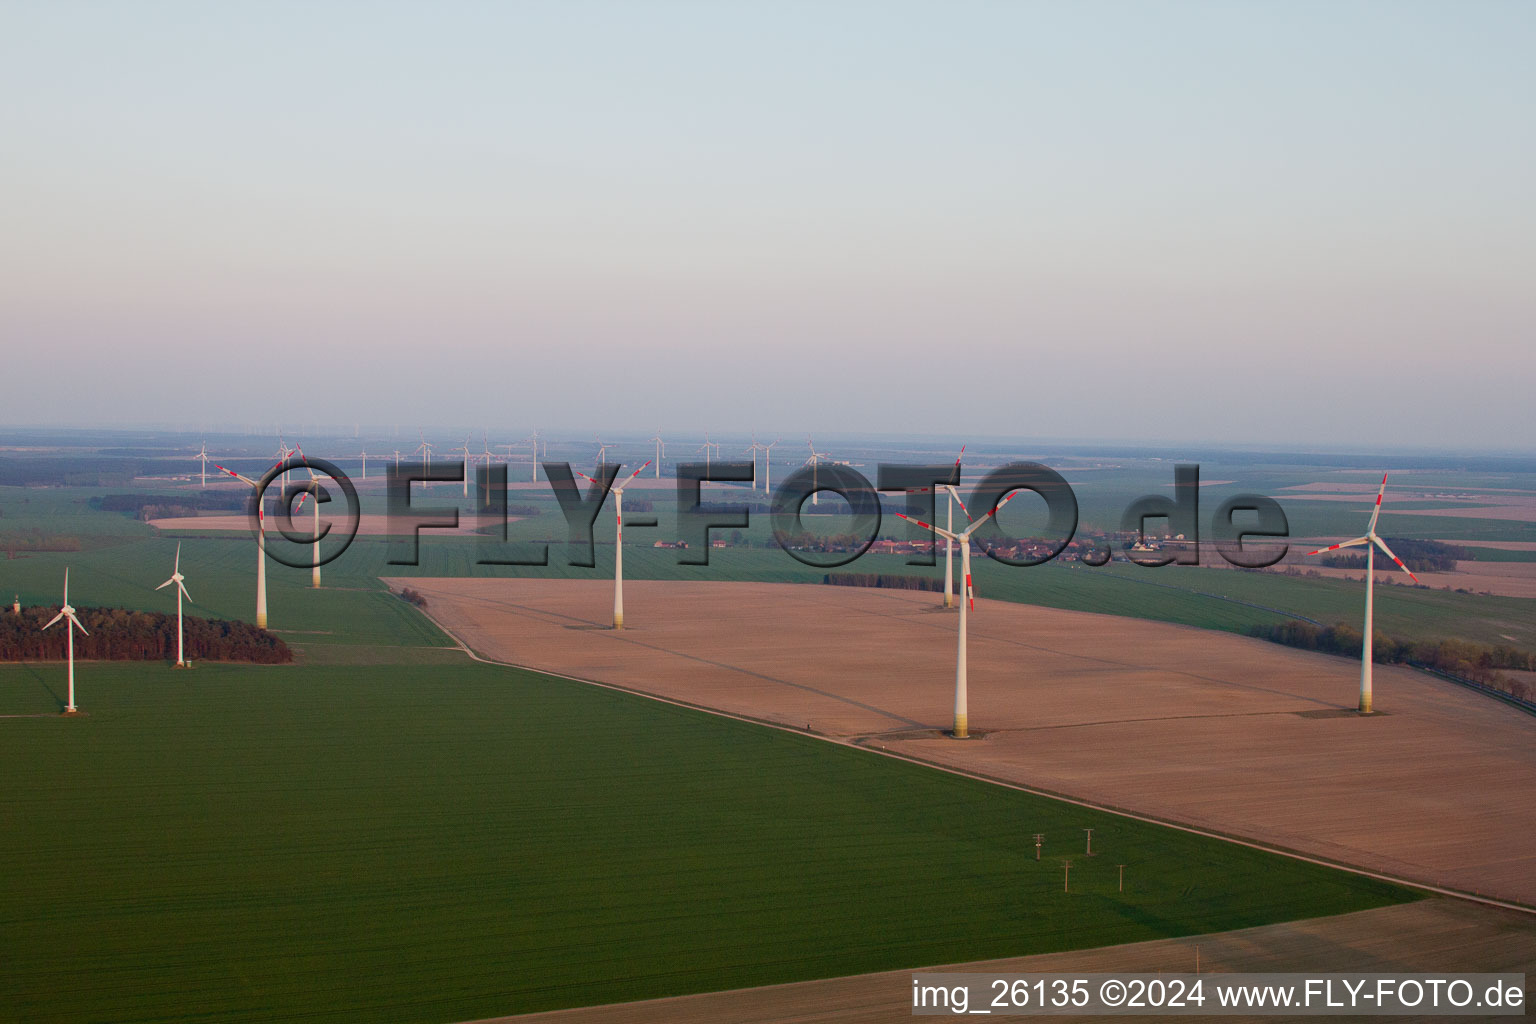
395;578;1536;911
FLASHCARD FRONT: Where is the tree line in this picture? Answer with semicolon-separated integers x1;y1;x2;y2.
1321;537;1470;573
822;573;944;593
0;607;291;664
1249;620;1532;701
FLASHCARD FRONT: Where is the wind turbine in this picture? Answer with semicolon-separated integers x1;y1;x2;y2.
155;543;193;667
763;438;780;493
895;489;1024;738
415;430;434;481
1307;472;1420;714
594;439;615;468
744;437;766;491
293;445;325;588
905;446;967;608
455;437;473;497
575;460;653;629
42;569;89;714
194;442;211;488
649;431;665;477
804;437;833;506
358;450;368;481
274;436;295;497
697;434;720;474
211;461;270;628
528;431;542;482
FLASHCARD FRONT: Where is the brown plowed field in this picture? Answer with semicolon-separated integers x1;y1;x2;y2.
396;579;1536;907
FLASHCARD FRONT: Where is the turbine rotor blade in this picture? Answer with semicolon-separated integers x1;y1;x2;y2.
69;613;89;636
42;611;65;631
1306;536;1370;556
945;484;972;521
156;578;175;591
1371;536;1422;584
1367;471;1389;533
893;511;959;543
960;488;1023;539
178;581;193;603
212;463;259;487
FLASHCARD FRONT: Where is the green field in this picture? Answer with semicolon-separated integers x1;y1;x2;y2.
13;459;1526;1021
1;655;1415;1023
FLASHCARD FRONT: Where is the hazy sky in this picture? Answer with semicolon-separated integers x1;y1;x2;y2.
3;2;1532;449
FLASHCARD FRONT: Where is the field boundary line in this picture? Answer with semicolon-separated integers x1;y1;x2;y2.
405;597;1536;918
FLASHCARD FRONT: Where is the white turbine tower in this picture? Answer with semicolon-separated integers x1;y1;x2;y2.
42;569;89;714
1307;472;1420;714
649;431;665;477
698;434;720;474
594;439;614;467
212;460;270;628
744;437;766;491
763;438;780;493
293;445;324;589
358;450;368;481
528;431;542;482
274;436;295;498
194;442;211;488
155;543;193;667
575;460;653;629
895;490;1023;738
906;446;967;608
455;438;473;497
804;437;833;505
415;431;435;482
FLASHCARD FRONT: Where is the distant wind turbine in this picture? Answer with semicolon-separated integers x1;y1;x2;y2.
415;431;435;481
575;460;653;629
744;437;766;491
1307;472;1421;714
804;437;833;506
895;489;1024;738
763;438;780;493
905;445;967;608
293;445;325;589
155;543;193;667
211;460;270;628
649;431;665;477
42;569;89;714
194;442;211;488
455;438;473;497
697;433;720;475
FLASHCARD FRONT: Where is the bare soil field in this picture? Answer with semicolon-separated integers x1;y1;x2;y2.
1297;560;1536;598
1387;504;1536;523
479;899;1534;1024
397;579;1536;906
149;513;516;536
